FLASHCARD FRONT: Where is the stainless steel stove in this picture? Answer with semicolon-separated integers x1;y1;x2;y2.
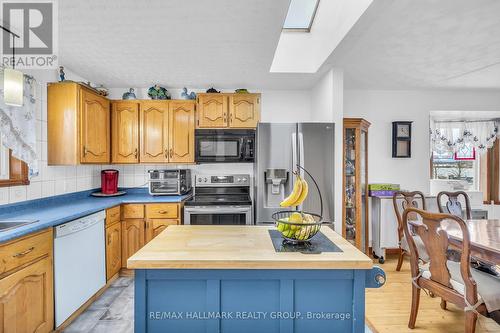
184;174;252;225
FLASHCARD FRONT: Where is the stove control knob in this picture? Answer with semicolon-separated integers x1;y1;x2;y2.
197;177;202;182
204;177;208;182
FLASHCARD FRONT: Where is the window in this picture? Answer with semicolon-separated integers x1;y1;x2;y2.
0;138;9;180
0;140;29;187
431;142;480;191
283;0;320;32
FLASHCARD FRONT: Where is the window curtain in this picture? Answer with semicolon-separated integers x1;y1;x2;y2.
0;74;39;176
430;119;499;155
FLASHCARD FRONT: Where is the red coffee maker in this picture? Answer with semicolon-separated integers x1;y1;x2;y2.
101;169;119;194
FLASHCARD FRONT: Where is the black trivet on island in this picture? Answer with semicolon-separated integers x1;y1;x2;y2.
268;229;343;254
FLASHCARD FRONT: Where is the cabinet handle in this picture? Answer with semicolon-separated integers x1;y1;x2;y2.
164;148;169;158
170;149;173;158
158;210;168;214
229;113;233;123
83;146;88;156
134;148;138;158
13;247;35;258
107;234;111;245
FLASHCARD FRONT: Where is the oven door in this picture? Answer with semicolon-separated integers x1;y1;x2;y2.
184;206;252;225
195;137;243;163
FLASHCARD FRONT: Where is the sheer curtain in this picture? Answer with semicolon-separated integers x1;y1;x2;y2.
0;73;39;176
430;119;499;154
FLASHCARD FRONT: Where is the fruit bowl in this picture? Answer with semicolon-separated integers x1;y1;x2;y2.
272;211;323;243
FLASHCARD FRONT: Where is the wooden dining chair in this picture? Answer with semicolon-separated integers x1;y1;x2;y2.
403;207;500;332
392;191;427;271
437;191;472;220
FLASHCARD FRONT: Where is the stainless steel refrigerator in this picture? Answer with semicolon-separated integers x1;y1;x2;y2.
254;122;335;225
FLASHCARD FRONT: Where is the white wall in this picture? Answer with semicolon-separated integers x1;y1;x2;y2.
310;69;344;232
344;89;500;194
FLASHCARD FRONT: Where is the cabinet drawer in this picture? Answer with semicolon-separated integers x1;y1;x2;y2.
145;203;179;219
0;229;52;276
106;206;121;226
123;204;144;219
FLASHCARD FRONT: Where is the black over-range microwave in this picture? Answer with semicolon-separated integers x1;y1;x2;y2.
195;129;255;163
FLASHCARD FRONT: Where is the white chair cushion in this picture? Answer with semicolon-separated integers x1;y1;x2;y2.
401;234;430;262
420;260;500;312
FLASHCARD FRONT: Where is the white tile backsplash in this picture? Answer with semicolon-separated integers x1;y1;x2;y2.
9;186;27;203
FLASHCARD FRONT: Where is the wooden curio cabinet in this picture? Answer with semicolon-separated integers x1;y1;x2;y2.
342;118;370;254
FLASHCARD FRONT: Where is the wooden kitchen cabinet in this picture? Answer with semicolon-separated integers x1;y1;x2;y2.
228;94;260;128
121;219;145;267
168;101;195;163
145;203;179;219
0;229;54;333
145;219;179;243
122;204;144;219
106;222;122;280
196;93;260;129
48;82;110;165
111;101;140;163
196;94;228;128
140;101;169;163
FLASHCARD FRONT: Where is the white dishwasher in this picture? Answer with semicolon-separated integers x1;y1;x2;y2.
54;211;106;327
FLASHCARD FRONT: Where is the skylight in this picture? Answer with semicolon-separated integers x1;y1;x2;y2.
283;0;320;32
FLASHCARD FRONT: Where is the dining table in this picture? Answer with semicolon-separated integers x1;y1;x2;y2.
441;219;500;266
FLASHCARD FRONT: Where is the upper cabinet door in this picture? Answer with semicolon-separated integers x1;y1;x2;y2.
112;101;139;163
169;101;195;163
196;94;228;128
229;94;260;128
80;89;110;163
140;101;169;163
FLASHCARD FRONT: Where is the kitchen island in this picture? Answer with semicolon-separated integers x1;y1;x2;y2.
128;225;385;333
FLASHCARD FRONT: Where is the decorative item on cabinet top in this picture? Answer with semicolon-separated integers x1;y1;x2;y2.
181;87;196;100
147;84;170;100
122;88;137;100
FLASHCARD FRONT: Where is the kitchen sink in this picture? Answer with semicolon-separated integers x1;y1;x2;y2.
0;220;38;232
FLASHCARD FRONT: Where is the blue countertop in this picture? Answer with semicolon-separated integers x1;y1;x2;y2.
0;188;192;243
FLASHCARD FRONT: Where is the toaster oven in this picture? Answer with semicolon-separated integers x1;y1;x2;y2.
148;170;192;195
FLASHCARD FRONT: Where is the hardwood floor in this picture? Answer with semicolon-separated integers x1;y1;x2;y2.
366;256;500;333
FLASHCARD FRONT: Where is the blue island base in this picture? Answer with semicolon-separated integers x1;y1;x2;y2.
135;268;385;333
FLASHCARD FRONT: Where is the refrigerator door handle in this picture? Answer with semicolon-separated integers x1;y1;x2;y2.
298;132;305;178
292;132;297;172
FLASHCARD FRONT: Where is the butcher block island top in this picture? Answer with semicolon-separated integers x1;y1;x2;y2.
127;225;373;269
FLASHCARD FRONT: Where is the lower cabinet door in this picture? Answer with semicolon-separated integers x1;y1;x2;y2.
121;219;145;268
106;223;122;280
146;219;179;243
0;256;54;333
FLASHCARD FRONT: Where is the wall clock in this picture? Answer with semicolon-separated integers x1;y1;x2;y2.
392;121;412;158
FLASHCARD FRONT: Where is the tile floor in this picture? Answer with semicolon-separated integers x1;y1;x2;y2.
63;276;373;333
62;277;134;333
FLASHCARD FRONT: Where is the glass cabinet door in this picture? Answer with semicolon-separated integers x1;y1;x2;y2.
343;118;370;254
344;128;356;244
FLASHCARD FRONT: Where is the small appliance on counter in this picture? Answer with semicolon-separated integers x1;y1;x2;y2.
101;169;119;194
91;169;126;197
148;169;192;195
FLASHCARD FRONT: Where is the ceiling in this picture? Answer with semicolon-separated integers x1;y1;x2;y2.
58;0;320;90
326;0;500;90
58;0;500;90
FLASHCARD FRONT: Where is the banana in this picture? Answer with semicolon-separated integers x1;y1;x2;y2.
280;174;303;207
291;177;309;207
